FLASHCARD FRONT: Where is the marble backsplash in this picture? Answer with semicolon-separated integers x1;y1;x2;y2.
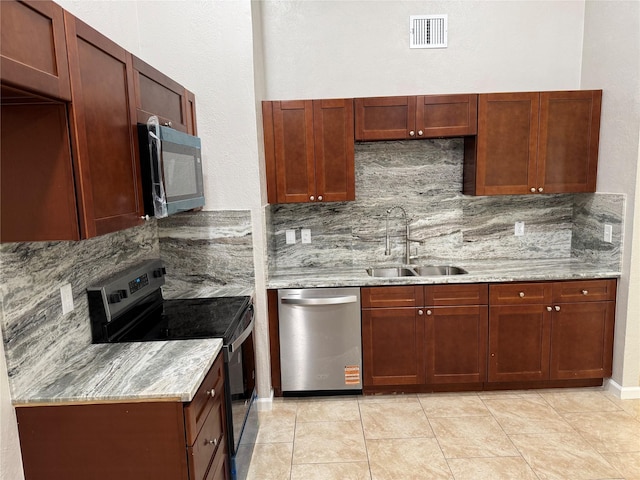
1;210;255;395
0;221;159;395
157;210;255;297
267;140;623;272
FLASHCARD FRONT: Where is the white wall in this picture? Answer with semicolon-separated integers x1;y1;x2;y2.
581;0;640;395
260;0;585;99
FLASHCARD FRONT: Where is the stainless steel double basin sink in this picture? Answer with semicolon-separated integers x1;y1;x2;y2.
366;265;468;278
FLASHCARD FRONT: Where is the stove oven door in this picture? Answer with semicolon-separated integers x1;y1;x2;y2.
224;307;257;480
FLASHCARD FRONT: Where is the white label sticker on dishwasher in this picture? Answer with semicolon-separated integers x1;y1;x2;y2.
344;365;361;385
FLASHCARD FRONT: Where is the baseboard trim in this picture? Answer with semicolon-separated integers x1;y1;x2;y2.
606;378;640;399
256;388;274;410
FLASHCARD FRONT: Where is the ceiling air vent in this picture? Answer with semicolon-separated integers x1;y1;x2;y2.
410;14;448;49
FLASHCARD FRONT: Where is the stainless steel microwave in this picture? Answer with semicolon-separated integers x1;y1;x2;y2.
138;123;205;218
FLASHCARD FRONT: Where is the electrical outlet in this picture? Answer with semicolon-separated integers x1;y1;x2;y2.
604;224;613;243
60;283;74;314
301;228;311;244
514;221;525;236
285;229;296;244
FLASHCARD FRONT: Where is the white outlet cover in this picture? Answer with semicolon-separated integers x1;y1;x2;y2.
60;283;74;315
515;221;525;236
285;229;296;244
604;224;613;243
301;228;311;244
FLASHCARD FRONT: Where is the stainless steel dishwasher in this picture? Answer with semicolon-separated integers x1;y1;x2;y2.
278;287;362;393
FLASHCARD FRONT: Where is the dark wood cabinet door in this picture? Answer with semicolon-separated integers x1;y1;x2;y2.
269;100;315;203
313;99;355;202
416;94;478;138
550;301;615;380
17;402;189;480
133;55;189;133
362;308;425;386
470;92;539;195
0;0;71;100
538;90;601;193
1;102;79;241
552;279;616;303
186;89;198;135
488;304;551;382
361;286;423;308
65;13;144;238
425;306;488;384
355;96;415;140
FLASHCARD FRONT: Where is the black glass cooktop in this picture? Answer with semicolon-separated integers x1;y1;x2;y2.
114;295;251;344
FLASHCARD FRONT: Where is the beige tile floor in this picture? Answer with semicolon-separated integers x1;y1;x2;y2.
245;387;640;480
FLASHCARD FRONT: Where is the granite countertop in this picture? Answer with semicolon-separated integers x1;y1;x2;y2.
12;339;223;406
12;285;255;407
267;258;621;289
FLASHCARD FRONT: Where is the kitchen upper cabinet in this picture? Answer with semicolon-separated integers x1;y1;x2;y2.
263;98;355;204
0;0;71;100
464;90;602;196
1;96;79;242
64;12;144;238
132;55;191;133
354;94;477;141
17;353;229;480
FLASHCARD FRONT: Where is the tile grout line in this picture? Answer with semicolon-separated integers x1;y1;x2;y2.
356;397;375;480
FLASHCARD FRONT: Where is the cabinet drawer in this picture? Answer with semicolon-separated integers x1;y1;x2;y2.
426;284;488;306
205;446;229;480
361;286;423;308
185;352;225;445
552;279;616;303
188;392;226;480
490;283;552;305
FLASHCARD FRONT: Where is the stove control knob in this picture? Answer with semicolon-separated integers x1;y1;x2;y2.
153;267;166;278
108;292;123;304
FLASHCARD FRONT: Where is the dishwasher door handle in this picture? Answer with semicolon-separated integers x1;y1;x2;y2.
281;295;358;306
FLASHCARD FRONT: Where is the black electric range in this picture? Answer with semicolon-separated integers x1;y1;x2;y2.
87;259;257;480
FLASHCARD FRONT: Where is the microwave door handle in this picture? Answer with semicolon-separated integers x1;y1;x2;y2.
149;130;168;217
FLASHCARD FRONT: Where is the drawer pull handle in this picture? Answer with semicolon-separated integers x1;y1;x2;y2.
206;388;215;397
547;306;552;311
207;438;218;447
555;306;561;312
519;292;525;298
582;290;588;295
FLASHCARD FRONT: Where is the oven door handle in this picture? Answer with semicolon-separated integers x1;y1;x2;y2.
280;295;358;306
228;309;254;354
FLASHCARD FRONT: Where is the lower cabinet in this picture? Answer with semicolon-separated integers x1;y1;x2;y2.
361;284;488;392
16;353;229;480
361;279;616;394
488;279;616;384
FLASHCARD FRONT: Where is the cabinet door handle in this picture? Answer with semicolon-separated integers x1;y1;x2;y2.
409;130;415;137
530;188;536;193
418;309;424;315
318;195;323;201
538;187;544;193
418;130;423;136
547;306;552;311
207;438;218;446
555;306;561;311
519;292;525;298
582;290;588;295
206;388;215;397
426;309;432;315
309;195;315;201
